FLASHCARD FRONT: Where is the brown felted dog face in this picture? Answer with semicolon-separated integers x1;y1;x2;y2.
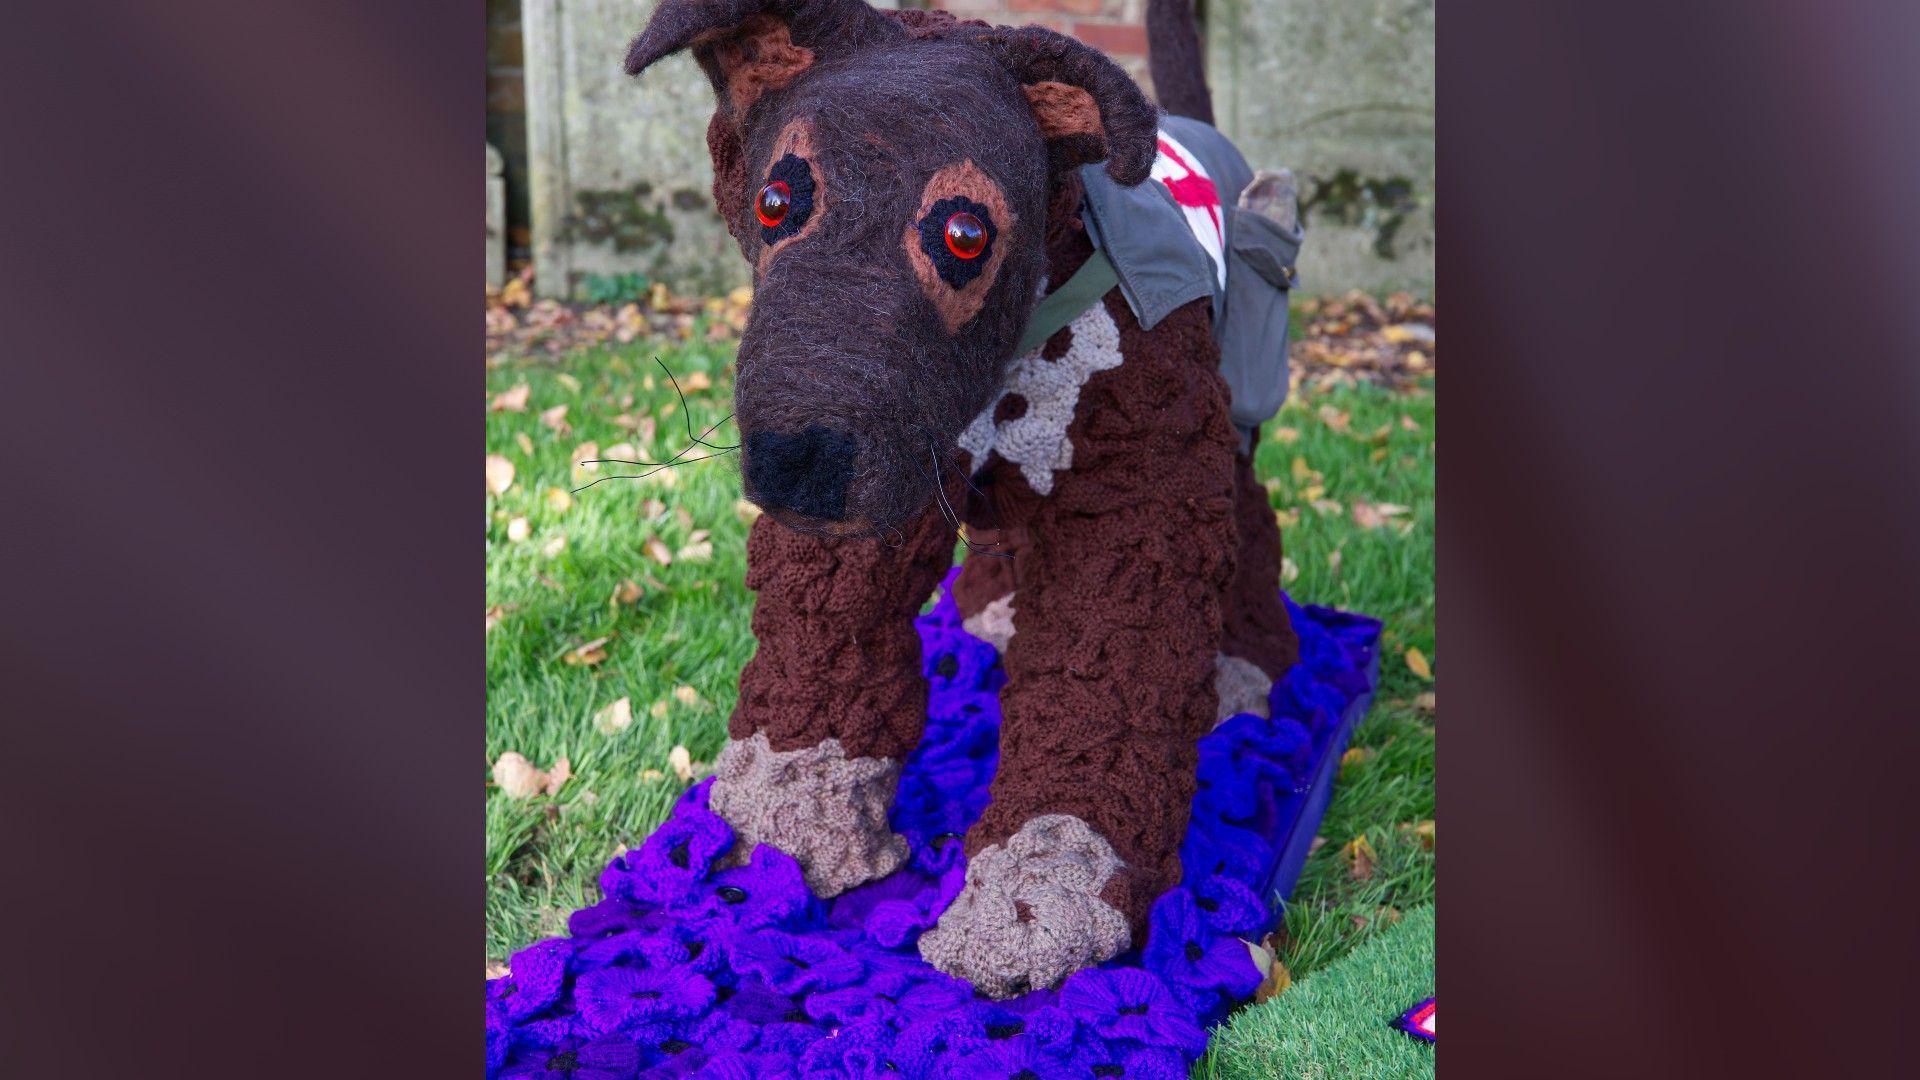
626;0;1156;535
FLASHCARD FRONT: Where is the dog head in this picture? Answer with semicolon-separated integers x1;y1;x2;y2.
627;0;1155;535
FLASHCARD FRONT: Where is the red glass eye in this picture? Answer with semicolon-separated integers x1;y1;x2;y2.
944;212;987;260
755;181;792;228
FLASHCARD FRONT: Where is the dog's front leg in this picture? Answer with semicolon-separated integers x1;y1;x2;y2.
919;297;1242;996
709;505;956;897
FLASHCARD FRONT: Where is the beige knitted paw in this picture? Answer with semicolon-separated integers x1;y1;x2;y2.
917;814;1132;997
709;731;907;897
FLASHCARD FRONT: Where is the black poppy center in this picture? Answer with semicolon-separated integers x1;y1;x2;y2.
1186;942;1205;961
1119;1003;1151;1016
935;654;959;678
717;885;748;904
545;1050;580;1072
917;195;997;289
986;1021;1025;1040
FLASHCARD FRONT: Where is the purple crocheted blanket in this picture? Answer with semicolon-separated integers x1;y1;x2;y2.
487;574;1381;1078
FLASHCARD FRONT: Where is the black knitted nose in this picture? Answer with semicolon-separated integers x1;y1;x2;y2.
744;427;858;522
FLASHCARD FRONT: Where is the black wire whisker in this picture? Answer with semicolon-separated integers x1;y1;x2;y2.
655;356;739;452
570;447;737;493
925;436;1011;560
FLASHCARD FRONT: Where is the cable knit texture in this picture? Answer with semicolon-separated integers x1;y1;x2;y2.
710;732;908;896
917;814;1131;998
1220;442;1301;679
731;500;956;761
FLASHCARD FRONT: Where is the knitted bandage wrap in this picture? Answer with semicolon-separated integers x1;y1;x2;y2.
710;732;907;897
918;813;1131;997
956;302;1124;495
959;591;1017;653
1214;653;1274;723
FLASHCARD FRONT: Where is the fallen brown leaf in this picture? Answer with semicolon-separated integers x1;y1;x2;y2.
1339;746;1377;776
611;579;643;605
563;636;609;666
485;605;506;633
1246;937;1292;1005
669;745;694;782
1405;647;1433;680
1400;820;1436;850
681;370;713;392
490;383;531;413
1271;426;1300;444
1415;690;1436;712
506;516;531;542
485;455;516;496
514;432;535;456
643;537;673;566
539;404;570;433
491;751;553;799
545;487;573;514
735;499;763;525
592;697;634;736
1343;834;1378;881
672;685;702;708
1280;556;1300;584
540;534;567;559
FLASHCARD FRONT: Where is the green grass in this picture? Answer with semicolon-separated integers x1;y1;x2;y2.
485;332;1434;1078
1203;904;1436;1079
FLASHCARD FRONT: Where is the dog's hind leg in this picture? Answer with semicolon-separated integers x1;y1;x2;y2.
1215;436;1300;722
709;504;956;897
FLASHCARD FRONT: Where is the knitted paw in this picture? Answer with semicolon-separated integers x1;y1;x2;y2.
917;814;1132;997
1213;652;1273;723
709;731;907;897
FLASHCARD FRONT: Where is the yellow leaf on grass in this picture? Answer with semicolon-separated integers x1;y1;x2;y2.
556;373;582;393
545;487;573;514
611;579;643;605
1274;508;1299;530
1340;746;1377;776
485;605;506;633
1343;834;1378;881
1351;502;1411;530
1311;498;1344;517
1400;414;1420;432
593;697;634;736
1290;456;1319;483
1271;426;1300;444
1317;404;1351;433
514;432;535;455
541;534;568;559
1280;556;1300;584
1400;820;1436;850
682;371;713;392
672;685;702;708
1405;647;1433;680
649;699;670;719
644;537;673;566
736;499;763;525
485;455;516;496
678;540;714;562
1247;936;1293;1005
490;383;531;413
506;516;531;542
640;498;667;520
540;404;570;432
1415;690;1436;712
669;745;694;782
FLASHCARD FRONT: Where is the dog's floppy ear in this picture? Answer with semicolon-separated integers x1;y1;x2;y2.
625;0;899;118
966;25;1159;186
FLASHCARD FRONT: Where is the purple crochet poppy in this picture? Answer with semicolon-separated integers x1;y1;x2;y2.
702;846;816;930
732;930;864;995
498;1034;642;1080
692;1050;798;1079
1080;1046;1188;1079
574;966;717;1034
498;938;573;1023
949;1037;1092;1080
796;1019;898;1076
603;805;735;907
1142;891;1260;1015
1186;874;1268;938
1057;970;1206;1057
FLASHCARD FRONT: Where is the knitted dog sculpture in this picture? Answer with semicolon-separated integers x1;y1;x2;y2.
625;0;1298;997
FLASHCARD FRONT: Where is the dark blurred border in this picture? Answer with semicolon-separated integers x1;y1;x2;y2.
0;2;474;1075
1443;1;1920;1075
4;1;1919;1076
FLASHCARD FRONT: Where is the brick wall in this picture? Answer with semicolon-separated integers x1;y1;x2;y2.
921;0;1157;99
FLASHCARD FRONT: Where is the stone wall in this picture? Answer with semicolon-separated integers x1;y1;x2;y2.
1206;0;1434;295
508;0;1432;298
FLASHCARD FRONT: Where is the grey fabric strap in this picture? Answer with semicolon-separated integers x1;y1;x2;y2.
1015;248;1118;356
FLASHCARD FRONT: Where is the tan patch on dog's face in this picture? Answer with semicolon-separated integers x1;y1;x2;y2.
706;15;815;115
902;160;1017;335
755;118;826;273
